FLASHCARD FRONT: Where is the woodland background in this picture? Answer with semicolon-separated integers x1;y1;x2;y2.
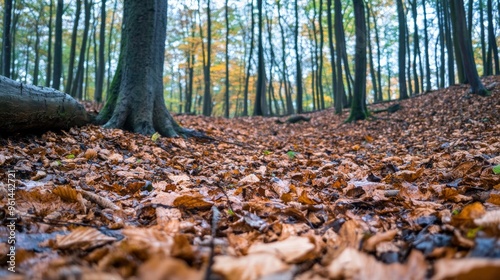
0;0;499;117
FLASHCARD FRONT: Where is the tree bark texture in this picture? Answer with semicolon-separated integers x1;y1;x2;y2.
0;75;89;134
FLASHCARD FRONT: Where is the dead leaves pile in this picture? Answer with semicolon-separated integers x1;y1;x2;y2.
1;77;500;279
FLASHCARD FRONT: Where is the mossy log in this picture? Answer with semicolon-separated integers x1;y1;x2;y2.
0;75;90;134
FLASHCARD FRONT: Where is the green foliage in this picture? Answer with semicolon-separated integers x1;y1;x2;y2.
66;154;75;159
263;150;271;156
151;132;161;142
493;164;500;175
287;150;297;159
466;227;482;239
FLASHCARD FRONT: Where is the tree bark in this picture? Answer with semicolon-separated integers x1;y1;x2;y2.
396;0;408;99
52;0;63;90
224;0;230;118
65;0;82;94
95;0;107;102
0;75;89;134
295;0;303;114
347;0;368;122
98;0;188;136
2;0;13;78
451;0;488;96
326;0;339;114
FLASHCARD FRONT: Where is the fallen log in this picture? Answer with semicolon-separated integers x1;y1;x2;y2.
0;75;90;134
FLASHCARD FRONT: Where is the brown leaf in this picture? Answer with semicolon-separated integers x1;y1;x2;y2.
173;194;214;210
213;253;290;280
248;236;317;263
55;227;116;250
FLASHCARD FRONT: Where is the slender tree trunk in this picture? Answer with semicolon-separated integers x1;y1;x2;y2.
449;1;466;83
106;0;118;92
95;0;107;102
277;0;293;115
396;0;408;99
202;0;212;116
442;0;455;86
326;0;339;113
33;18;41;85
254;0;267;116
2;0;13;77
334;0;347;108
366;3;378;101
295;0;303;114
410;0;420;94
71;0;91;99
438;0;445;88
480;0;487;75
487;0;500;74
65;0;82;93
52;0;63;89
242;0;255;117
451;0;488;96
347;0;367;122
46;0;54;87
224;0;230;118
422;0;431;91
318;0;325;109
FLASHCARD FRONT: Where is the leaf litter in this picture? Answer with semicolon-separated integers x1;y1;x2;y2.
1;77;500;279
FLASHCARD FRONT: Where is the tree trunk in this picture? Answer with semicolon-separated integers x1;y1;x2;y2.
202;0;212;116
254;0;267;116
52;0;63;90
422;0;431;91
334;0;349;107
396;0;408;99
65;0;82;94
487;0;500;74
442;0;455;86
33;18;41;85
98;0;187;136
71;0;91;99
451;0;488;96
277;0;293;115
2;0;13;78
295;0;303;114
366;3;378;101
318;0;325;110
242;0;255;117
95;0;107;102
224;0;230;118
326;0;339;114
347;0;367;122
46;0;54;87
0;75;89;134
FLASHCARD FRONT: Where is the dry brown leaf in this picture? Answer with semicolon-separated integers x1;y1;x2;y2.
138;257;203;280
248;236;317;263
363;230;398;252
55;227;116;250
53;186;79;202
173;194;214;210
326;248;426;280
239;174;260;184
213;253;290;280
79;189;120;210
433;258;500;280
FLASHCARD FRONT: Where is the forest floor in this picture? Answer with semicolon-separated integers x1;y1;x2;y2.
1;76;500;279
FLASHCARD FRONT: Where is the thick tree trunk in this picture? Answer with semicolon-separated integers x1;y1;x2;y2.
98;0;187;137
0;75;89;134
